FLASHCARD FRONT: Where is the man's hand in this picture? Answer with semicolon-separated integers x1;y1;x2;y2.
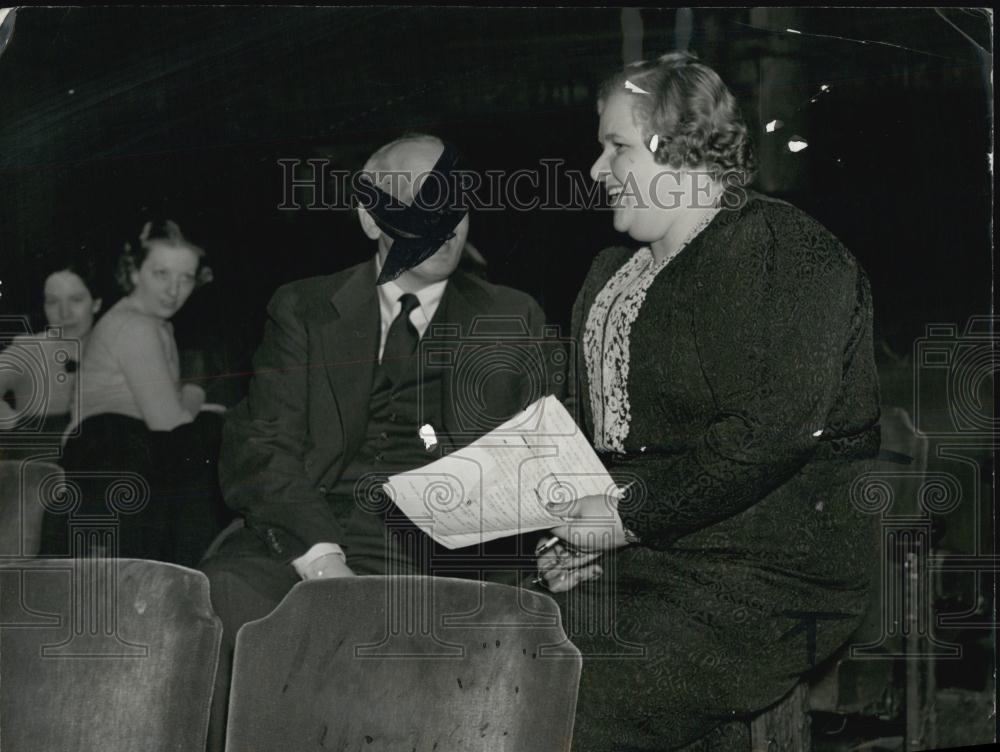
546;494;629;552
296;551;356;580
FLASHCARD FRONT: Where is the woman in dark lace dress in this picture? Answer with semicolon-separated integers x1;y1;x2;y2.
535;52;881;751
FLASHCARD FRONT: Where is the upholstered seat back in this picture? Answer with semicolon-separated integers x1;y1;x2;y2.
0;558;222;752
0;459;62;558
226;576;581;752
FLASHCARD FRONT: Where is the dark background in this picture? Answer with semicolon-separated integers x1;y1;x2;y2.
0;6;992;406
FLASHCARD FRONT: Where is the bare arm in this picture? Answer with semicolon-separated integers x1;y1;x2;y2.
116;318;195;431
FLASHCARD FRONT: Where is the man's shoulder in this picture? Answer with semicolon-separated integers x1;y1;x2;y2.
450;271;541;315
267;265;543;321
269;261;371;310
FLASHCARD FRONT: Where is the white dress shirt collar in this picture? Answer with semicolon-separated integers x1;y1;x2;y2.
373;254;448;361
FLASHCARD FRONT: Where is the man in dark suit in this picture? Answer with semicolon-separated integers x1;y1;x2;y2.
200;134;559;749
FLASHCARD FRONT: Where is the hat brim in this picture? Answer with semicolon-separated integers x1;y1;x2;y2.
376;236;450;285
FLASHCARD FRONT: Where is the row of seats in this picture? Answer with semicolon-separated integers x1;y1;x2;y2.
0;559;583;752
1;407;932;751
0;458;56;559
0;459;814;751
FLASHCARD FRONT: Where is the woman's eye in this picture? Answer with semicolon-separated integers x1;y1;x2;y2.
613;142;627;152
153;269;167;278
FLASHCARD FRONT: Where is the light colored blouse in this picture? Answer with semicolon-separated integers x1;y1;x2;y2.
71;298;193;432
583;247;673;453
583;209;721;453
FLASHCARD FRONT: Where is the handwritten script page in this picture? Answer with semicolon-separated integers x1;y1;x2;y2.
384;395;620;549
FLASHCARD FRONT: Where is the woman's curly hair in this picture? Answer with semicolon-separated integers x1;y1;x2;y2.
115;219;213;295
598;51;757;187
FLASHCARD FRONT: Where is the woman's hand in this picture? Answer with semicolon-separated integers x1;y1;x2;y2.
297;551;356;580
535;537;603;593
546;494;630;552
180;383;206;415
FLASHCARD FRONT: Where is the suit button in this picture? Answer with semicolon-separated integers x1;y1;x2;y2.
389;414;397;422
375;453;384;462
390;393;399;401
379;432;388;441
319;484;329;494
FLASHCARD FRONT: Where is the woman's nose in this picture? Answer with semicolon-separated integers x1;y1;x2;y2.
166;279;180;297
57;303;70;321
590;152;609;184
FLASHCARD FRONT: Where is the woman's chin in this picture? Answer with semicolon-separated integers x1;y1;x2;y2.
50;324;81;339
612;208;631;234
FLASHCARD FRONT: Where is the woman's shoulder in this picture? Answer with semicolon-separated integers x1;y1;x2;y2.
721;190;859;278
740;191;848;246
583;246;641;289
89;300;164;350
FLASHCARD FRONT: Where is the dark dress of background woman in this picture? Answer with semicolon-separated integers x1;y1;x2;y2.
544;54;882;752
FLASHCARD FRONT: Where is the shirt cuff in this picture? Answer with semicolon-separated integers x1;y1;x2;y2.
291;542;346;579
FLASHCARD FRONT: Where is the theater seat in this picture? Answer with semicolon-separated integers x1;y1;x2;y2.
225;576;582;752
0;459;61;558
0;558;222;752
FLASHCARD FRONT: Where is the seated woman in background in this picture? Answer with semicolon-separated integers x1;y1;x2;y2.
0;258;103;439
40;220;230;567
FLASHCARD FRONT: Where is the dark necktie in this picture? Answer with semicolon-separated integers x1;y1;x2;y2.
381;293;421;384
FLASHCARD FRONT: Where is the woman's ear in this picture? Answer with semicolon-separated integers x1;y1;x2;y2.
91;298;103;315
357;207;382;241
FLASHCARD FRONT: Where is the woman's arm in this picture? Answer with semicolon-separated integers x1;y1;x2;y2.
0;351;22;421
0;342;27;415
180;383;206;414
116;318;195;431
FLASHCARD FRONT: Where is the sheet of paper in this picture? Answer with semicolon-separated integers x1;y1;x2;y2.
385;395;621;549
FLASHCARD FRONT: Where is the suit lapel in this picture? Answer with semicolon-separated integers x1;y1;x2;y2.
433;273;493;446
319;268;493;455
322;260;379;461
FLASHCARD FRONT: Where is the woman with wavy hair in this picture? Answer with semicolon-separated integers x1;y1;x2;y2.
40;220;229;567
535;52;881;750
